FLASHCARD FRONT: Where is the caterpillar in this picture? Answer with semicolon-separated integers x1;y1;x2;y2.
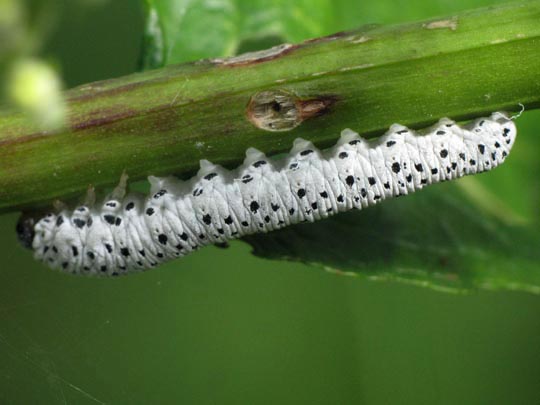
18;112;516;276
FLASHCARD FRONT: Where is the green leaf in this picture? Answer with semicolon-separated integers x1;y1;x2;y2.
141;0;338;66
244;111;540;294
141;0;517;67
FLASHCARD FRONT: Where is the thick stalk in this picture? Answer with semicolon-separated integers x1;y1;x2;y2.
0;1;539;212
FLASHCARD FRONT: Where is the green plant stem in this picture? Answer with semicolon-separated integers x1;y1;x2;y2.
0;1;539;213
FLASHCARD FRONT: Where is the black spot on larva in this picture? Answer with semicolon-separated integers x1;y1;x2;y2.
62;262;68;269
43;246;49;253
264;216;271;223
137;261;143;266
87;251;95;260
354;196;360;203
193;188;203;196
440;149;448;158
361;189;367;198
491;152;497;161
73;218;85;228
71;246;78;256
115;217;122;226
339;152;348;159
104;215;115;225
436;130;445;135
459;153;466;161
421;179;427;185
374;195;381;200
77;207;86;212
406;174;412;182
83;266;90;271
158;234;168;245
479;120;485;126
106;201;117;207
502;151;508;158
56;216;64;227
446;167;451;174
288;208;294;215
368;177;376;186
120;248;130;257
105;243;113;253
271;203;280;212
469;159;476;165
320;191;328;198
414;163;423;172
199;234;206;239
250;201;260;213
87;217;93;227
100;266;107;272
289;163;299;170
391;162;401;173
175;244;183;251
146;208;155;216
139;250;146;257
204;172;218;180
503;128;510;137
478;144;485;154
431;168;438;175
180;233;189;241
386;141;396;147
125;202;135;210
224;216;234;225
383;182;390;189
157;253;164;258
494;142;500;148
153;189;167;199
506;138;511;145
327;208;333;213
397;129;408;134
258;223;264;228
241;175;253;184
241;221;249;227
337;195;344;203
253;160;267;168
345;175;355;187
311;202;318;209
451;162;457;170
202;214;212;225
349;140;360;145
297;188;306;198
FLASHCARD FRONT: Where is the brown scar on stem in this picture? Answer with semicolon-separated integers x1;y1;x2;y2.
423;18;458;31
246;89;338;132
212;44;296;67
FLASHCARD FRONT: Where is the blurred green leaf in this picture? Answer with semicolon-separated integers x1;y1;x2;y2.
141;0;337;66
245;111;540;294
141;0;514;67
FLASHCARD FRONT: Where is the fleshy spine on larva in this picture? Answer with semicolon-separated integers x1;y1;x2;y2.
21;112;516;276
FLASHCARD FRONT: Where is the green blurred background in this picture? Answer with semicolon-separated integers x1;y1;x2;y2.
1;1;540;404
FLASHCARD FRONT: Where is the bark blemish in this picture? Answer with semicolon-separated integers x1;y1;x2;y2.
246;90;337;132
423;18;458;31
212;44;295;67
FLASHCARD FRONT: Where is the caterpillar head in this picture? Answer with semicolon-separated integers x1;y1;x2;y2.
16;215;35;250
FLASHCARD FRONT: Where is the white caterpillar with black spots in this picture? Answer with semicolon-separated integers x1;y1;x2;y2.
22;112;516;276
